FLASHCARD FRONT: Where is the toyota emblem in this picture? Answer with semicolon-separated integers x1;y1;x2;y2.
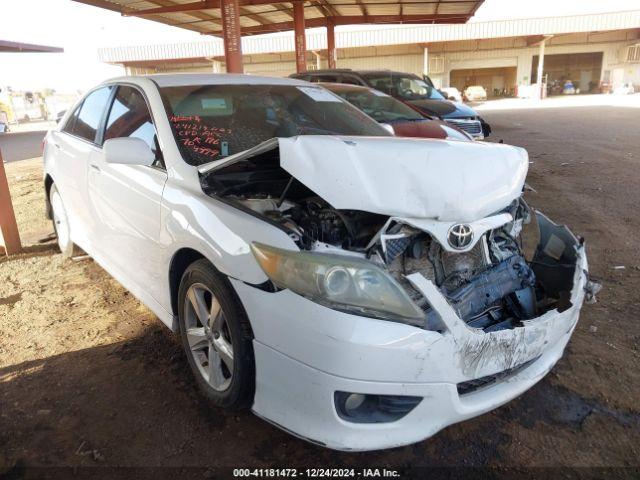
447;224;474;249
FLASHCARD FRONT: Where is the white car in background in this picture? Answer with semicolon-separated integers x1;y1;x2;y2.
613;83;635;95
43;74;596;451
464;85;488;102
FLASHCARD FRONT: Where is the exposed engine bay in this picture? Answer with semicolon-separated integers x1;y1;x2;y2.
201;146;580;332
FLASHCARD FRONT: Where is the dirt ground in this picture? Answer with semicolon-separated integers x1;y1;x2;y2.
1;105;639;476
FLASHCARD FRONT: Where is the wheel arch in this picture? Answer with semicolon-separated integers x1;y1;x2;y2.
168;247;206;317
44;174;55;219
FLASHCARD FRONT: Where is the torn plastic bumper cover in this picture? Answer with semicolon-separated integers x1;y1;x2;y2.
232;211;598;451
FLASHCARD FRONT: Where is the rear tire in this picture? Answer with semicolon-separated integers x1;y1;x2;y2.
49;184;75;258
178;259;255;410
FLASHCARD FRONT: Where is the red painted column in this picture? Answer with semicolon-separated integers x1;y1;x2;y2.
0;149;21;256
293;1;306;73
221;0;243;73
326;20;336;69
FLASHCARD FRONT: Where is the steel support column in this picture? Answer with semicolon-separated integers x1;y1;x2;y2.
326;20;336;69
536;39;546;99
221;0;243;73
293;1;306;73
0;149;21;255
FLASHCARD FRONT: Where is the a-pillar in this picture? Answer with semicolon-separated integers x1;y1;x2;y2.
293;1;306;73
326;20;336;69
221;0;243;73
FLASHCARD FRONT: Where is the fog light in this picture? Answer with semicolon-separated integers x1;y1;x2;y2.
334;391;422;424
344;393;366;411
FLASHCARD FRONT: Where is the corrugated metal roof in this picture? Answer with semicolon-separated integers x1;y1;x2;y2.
75;0;482;36
98;9;640;63
0;40;64;53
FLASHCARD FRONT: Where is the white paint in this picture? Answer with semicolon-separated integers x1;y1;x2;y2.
278;135;529;222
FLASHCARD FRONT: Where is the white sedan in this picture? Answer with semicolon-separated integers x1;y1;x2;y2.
43;74;596;451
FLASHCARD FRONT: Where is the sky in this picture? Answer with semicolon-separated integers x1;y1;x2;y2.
1;0;639;92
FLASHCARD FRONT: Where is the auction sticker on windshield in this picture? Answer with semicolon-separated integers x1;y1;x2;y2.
297;86;341;102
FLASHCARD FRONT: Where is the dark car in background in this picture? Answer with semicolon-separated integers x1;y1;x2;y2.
320;83;472;142
291;69;491;139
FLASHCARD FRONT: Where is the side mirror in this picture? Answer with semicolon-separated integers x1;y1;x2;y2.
104;137;155;166
380;123;395;135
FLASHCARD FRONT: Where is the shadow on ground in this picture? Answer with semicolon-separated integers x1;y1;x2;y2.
1;323;637;471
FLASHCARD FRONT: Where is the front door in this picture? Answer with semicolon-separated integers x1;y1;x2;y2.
87;85;167;302
51;86;113;250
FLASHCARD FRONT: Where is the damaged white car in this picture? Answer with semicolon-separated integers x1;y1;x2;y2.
43;74;598;451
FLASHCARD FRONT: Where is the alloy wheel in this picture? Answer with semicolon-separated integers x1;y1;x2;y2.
183;283;234;391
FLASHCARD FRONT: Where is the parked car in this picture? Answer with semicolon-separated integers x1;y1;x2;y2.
44;74;597;451
290;69;491;139
439;87;463;102
613;83;635;95
320;83;472;141
463;85;488;102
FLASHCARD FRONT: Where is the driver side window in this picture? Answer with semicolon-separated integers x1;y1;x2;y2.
104;85;164;168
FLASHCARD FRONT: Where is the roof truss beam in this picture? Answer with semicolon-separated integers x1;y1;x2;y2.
122;0;478;16
205;13;467;35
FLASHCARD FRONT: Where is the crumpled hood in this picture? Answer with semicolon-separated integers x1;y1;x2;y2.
407;99;478;119
199;135;529;223
277;136;528;222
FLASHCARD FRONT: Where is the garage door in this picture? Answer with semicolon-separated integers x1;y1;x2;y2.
531;52;603;94
450;67;518;97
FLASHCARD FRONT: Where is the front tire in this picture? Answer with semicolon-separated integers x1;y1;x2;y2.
178;259;255;410
49;184;75;258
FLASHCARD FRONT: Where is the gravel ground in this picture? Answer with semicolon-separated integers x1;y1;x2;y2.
1;105;639;477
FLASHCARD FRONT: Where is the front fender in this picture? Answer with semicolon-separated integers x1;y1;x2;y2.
160;183;297;286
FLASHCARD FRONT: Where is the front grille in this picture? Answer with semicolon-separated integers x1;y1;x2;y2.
445;118;483;137
456;356;540;396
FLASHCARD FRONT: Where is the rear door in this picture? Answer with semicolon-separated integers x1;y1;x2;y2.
49;86;114;250
87;84;167;301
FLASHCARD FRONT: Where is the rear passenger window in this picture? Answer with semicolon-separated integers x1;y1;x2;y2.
310;75;339;83
104;86;162;166
71;87;113;143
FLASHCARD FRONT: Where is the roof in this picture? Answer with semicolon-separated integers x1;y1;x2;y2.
103;72;311;86
73;0;483;37
98;9;640;63
317;82;370;92
0;40;64;53
296;69;420;75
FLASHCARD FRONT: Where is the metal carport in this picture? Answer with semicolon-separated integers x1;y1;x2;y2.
71;0;483;73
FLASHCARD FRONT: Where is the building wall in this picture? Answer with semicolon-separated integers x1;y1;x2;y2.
234;32;639;92
120;30;640;92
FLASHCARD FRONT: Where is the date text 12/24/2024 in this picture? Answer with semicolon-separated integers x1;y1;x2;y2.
233;468;401;478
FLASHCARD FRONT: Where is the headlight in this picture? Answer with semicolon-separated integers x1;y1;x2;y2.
250;242;424;326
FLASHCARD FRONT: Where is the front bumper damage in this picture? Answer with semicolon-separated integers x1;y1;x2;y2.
230;214;594;451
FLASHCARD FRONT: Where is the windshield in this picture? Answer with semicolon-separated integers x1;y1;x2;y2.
330;87;425;123
160;84;390;165
363;73;445;101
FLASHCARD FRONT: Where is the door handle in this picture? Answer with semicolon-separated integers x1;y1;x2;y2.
90;164;101;173
53;143;61;149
